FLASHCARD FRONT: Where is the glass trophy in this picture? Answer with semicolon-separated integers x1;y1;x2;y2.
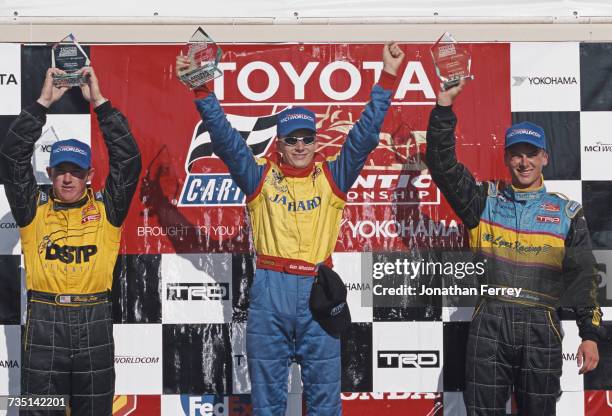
178;27;223;89
51;33;91;87
430;32;474;91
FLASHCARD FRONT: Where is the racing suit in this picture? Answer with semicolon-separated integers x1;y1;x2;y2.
0;101;141;416
426;104;602;416
194;71;395;415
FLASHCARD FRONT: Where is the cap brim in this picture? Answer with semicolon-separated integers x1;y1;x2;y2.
504;137;546;150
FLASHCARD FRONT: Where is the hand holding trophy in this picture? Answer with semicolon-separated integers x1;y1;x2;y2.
51;33;91;87
77;67;107;107
176;27;223;89
430;32;474;91
37;68;70;108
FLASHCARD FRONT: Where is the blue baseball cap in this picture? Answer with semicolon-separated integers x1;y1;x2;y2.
49;139;91;169
277;107;316;137
505;121;547;151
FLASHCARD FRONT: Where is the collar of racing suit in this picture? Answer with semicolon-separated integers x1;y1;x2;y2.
269;151;326;178
50;188;91;211
502;177;546;202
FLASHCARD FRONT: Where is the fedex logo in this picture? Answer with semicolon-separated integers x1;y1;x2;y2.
184;396;228;416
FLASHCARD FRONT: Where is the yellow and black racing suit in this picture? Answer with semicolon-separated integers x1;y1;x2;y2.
0;100;141;416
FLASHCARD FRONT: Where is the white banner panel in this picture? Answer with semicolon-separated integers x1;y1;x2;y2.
161;253;233;324
332;252;373;323
511;42;581;112
0;44;20;115
558;391;586;416
372;321;443;392
230;322;249;395
3;1;612;18
580;112;612;180
0;325;20;396
114;324;163;395
546;180;583;205
0;186;20;256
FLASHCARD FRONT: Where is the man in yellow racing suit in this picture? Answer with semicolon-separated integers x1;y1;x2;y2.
0;67;141;415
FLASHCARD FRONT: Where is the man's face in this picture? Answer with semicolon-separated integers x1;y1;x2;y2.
46;162;94;203
276;128;317;169
504;143;548;189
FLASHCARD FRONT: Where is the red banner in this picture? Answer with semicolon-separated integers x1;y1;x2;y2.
585;391;612;416
113;395;161;416
341;392;443;415
89;43;510;254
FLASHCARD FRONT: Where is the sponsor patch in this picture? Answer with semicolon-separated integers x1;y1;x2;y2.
81;213;101;224
536;215;560;224
540;202;560;212
566;200;581;218
567;201;580;212
82;203;98;215
38;192;49;205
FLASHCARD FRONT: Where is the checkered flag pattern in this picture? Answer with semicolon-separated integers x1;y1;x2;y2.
186;113;278;172
0;41;610;416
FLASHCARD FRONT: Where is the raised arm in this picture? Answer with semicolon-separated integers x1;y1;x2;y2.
327;42;404;193
79;67;142;227
176;55;264;197
0;69;70;226
425;81;487;229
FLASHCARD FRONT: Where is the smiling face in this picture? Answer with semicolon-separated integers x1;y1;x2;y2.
504;142;548;189
276;128;317;169
46;162;95;203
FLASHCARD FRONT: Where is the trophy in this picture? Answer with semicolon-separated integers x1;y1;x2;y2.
178;27;223;89
430;32;474;91
51;33;91;87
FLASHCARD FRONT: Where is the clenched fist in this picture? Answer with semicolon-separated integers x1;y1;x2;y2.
382;42;405;77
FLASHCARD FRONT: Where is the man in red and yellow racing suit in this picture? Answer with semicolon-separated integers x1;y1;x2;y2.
176;43;404;415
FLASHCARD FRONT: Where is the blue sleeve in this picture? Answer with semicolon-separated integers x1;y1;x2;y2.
195;93;265;197
326;84;392;193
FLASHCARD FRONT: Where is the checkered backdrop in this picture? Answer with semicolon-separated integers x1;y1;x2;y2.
0;42;611;416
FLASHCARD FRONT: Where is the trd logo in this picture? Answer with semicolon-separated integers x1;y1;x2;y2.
45;244;97;264
167;283;230;301
536;215;560;224
377;350;439;368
